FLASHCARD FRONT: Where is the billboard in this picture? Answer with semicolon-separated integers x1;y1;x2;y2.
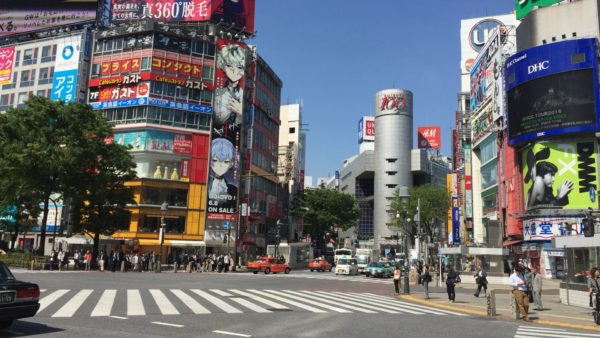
51;36;82;103
110;0;255;34
417;126;441;149
358;116;375;144
516;0;565;20
88;82;150;102
460;14;518;76
89;72;212;90
0;1;97;36
521;140;598;211
206;39;247;221
505;38;600;145
0;46;15;85
522;216;583;241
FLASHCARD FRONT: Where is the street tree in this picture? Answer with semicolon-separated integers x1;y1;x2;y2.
0;96;136;256
292;188;361;246
388;184;450;243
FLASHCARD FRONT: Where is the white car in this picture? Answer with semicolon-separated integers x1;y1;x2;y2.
335;256;359;276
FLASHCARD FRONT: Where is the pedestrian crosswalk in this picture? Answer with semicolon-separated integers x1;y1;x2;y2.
514;325;600;338
271;273;394;284
36;288;468;318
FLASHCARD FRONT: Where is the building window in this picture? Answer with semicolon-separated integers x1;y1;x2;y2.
17;92;28;108
289;127;295;134
38;67;53;85
91;63;101;77
0;94;12;112
41;45;56;63
20;70;36;87
23;48;37;65
2;71;17;90
14;50;20;67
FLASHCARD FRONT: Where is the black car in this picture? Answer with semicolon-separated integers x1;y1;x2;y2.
0;261;40;329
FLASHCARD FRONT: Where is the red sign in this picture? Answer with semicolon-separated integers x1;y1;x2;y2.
89;72;213;90
101;58;141;75
465;176;472;190
417;126;441;149
0;46;15;85
180;159;190;179
88;82;150;102
173;134;193;154
365;119;375;137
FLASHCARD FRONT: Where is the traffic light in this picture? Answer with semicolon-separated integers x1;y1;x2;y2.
583;218;595;237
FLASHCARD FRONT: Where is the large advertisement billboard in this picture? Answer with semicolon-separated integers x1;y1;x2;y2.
460;14;518;76
206;39;246;222
417;126;441;149
0;1;98;36
51;36;82;103
505;38;600;145
358;116;375;144
110;0;255;34
515;0;565;20
521;140;598;211
0;46;15;85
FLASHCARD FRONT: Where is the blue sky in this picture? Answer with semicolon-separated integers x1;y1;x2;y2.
250;1;515;181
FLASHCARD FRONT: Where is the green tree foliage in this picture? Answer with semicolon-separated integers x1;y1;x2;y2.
292;188;361;242
388;184;450;241
0;96;136;256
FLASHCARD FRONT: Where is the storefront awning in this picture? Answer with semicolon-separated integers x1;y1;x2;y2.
502;239;523;247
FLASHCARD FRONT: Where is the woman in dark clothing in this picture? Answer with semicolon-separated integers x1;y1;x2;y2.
446;266;461;302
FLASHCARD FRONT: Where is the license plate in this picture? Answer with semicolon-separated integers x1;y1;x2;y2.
337;269;343;273
0;291;15;304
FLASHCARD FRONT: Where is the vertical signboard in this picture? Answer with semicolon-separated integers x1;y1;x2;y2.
0;46;15;85
51;36;81;102
206;39;246;221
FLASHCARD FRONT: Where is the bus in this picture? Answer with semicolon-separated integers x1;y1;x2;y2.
334;248;353;266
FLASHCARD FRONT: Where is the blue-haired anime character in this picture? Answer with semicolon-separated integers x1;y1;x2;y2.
208;138;237;206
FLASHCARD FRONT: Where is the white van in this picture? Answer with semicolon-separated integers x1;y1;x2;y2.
335;256;358;275
334;248;353;266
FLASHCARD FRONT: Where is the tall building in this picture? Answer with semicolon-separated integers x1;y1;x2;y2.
506;0;600;305
373;89;413;251
278;103;306;241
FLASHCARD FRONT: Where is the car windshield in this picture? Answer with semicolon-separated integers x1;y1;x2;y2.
0;262;15;280
356;256;368;264
368;262;383;268
312;260;322;264
338;258;352;265
335;250;352;256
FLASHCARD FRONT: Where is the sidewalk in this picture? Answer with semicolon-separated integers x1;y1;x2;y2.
400;280;600;332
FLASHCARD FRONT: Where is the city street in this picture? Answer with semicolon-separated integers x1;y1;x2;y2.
1;270;596;338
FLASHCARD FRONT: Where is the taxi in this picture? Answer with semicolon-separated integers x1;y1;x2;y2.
247;256;268;274
308;258;332;272
335;256;359;276
252;257;291;275
365;261;394;278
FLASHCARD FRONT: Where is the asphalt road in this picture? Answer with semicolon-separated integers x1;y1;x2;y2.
2;269;595;338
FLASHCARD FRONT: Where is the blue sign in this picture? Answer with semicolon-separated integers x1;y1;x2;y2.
148;98;212;114
505;38;600;145
90;97;148;109
31;225;59;232
223;221;230;230
51;69;79;102
358;118;364;144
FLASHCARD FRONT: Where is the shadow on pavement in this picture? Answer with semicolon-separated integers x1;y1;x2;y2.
0;321;64;337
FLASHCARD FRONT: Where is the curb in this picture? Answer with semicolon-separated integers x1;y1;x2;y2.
399;294;600;332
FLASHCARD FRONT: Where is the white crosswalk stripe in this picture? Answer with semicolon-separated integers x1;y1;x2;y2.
268;273;393;284
36;288;469;318
514;325;600;338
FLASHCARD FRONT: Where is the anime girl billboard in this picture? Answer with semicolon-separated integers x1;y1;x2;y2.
522;141;598;210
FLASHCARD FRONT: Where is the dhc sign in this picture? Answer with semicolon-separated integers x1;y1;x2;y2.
527;61;550;74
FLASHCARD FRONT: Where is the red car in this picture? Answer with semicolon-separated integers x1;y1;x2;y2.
309;258;332;272
247;256;268;274
250;257;291;274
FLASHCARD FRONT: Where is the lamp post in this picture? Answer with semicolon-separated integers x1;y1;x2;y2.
398;186;411;294
157;202;168;273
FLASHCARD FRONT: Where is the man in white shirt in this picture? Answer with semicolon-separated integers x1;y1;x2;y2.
509;265;532;322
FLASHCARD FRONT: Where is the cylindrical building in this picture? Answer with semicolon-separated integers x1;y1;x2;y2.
373;89;413;251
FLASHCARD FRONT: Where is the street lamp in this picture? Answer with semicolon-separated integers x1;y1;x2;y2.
157;202;168;273
398;186;411;294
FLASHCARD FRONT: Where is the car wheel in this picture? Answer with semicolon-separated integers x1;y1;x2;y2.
0;320;13;329
253;271;258;274
329;267;332;272
285;268;291;274
310;269;313;272
265;268;271;274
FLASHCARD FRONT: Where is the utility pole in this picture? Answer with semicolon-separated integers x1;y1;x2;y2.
416;198;421;263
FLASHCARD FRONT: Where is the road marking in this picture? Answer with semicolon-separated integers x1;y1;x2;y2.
229;289;289;310
213;330;252;337
127;289;145;316
40;289;47;292
265;289;351;313
287;290;376;313
91;289;116;317
210;289;233;297
247;289;326;313
230;297;271;313
52;289;93;318
190;289;242;314
150;289;179;315
39;289;70;313
329;291;420;314
151;321;184;328
170;289;210;314
515;325;600;337
399;294;483;316
310;291;399;314
109;315;127;320
355;292;460;316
